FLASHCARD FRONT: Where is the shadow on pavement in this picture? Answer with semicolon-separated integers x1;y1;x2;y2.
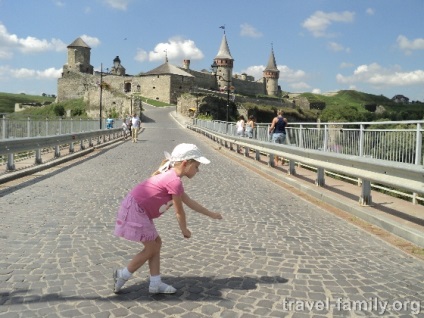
1;276;288;304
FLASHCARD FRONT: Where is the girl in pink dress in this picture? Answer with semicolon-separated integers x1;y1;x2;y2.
113;143;223;294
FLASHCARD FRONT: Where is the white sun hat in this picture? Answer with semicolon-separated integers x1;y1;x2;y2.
158;143;210;173
167;143;210;164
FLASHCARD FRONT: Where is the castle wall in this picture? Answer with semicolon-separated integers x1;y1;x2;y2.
184;69;265;96
183;69;216;90
139;75;171;103
232;77;265;96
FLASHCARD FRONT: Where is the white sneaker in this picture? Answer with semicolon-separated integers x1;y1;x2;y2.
113;269;128;293
149;282;176;294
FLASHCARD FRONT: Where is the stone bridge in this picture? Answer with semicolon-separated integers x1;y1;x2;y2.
1;105;423;317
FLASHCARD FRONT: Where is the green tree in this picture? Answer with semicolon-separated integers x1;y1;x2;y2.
53;104;65;117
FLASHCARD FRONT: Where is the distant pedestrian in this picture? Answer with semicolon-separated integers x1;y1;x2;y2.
269;110;288;166
131;113;141;143
113;143;223;294
126;116;132;137
106;116;114;129
121;119;129;139
245;115;255;138
236;115;245;137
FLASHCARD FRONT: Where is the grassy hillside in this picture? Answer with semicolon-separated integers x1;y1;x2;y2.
299;90;424;122
1;90;423;122
0;92;56;114
0;91;172;119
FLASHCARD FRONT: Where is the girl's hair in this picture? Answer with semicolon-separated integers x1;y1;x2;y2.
151;158;196;176
152;159;169;176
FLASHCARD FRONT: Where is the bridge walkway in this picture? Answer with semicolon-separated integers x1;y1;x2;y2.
0;105;423;317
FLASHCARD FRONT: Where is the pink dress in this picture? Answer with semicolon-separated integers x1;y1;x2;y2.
114;169;184;242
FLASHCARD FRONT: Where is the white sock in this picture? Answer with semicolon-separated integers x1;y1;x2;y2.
149;275;161;286
121;267;132;280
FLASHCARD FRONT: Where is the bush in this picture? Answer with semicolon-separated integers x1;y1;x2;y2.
53;104;65;117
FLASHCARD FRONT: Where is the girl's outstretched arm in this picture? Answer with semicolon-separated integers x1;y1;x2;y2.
173;194;191;238
182;193;223;219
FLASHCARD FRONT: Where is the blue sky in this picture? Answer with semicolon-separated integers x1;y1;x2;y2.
0;0;423;101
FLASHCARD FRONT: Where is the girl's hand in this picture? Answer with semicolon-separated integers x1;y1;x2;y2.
182;228;191;238
209;212;223;219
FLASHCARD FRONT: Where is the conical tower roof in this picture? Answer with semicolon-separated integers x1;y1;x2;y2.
215;34;233;60
264;48;278;72
67;37;91;49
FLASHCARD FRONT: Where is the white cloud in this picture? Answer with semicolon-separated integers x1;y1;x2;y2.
147;37;204;62
240;64;307;83
312;88;322;94
340;62;354;68
240;23;263;38
8;66;62;79
336;63;424;87
18;37;66;53
278;65;307;82
135;49;148;62
80;35;101;48
366;8;375;15
0;22;66;57
103;0;130;10
302;11;355;37
396;35;424;55
327;41;350;52
290;82;310;90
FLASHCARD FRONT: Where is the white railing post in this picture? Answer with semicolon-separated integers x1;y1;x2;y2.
27;117;31;138
359;124;364;157
415;123;422;165
299;124;304;148
323;124;328;151
2;116;6;139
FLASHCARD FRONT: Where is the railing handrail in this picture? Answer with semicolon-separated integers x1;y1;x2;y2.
193;118;424;166
0;117;123;140
0;128;122;156
188;123;424;201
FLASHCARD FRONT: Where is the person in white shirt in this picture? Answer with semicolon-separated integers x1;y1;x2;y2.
131;113;141;143
121;120;129;140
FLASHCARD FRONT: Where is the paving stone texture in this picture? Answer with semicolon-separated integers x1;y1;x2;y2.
0;106;423;318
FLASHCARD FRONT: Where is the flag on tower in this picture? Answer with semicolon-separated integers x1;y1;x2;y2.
219;25;225;29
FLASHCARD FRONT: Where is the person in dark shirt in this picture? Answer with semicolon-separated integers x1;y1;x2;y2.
269;110;288;166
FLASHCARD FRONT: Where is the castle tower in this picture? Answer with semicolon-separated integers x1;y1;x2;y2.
110;56;126;76
213;33;234;90
263;46;280;96
183;59;190;70
63;37;94;75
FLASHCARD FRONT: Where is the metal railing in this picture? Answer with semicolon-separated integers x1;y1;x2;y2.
0;128;123;172
195;119;424;166
0;117;124;140
192;118;424;205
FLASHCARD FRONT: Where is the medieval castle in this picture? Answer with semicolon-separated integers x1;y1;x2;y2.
57;34;281;118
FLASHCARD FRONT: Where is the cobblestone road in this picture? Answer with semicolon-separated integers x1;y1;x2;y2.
1;106;423;318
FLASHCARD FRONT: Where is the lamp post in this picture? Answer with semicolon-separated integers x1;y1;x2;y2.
211;62;231;122
99;63;103;129
98;64;110;129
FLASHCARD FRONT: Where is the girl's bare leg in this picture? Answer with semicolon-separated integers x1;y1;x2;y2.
127;236;162;274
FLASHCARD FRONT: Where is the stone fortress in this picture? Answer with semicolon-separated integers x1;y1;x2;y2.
57;34;281;118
